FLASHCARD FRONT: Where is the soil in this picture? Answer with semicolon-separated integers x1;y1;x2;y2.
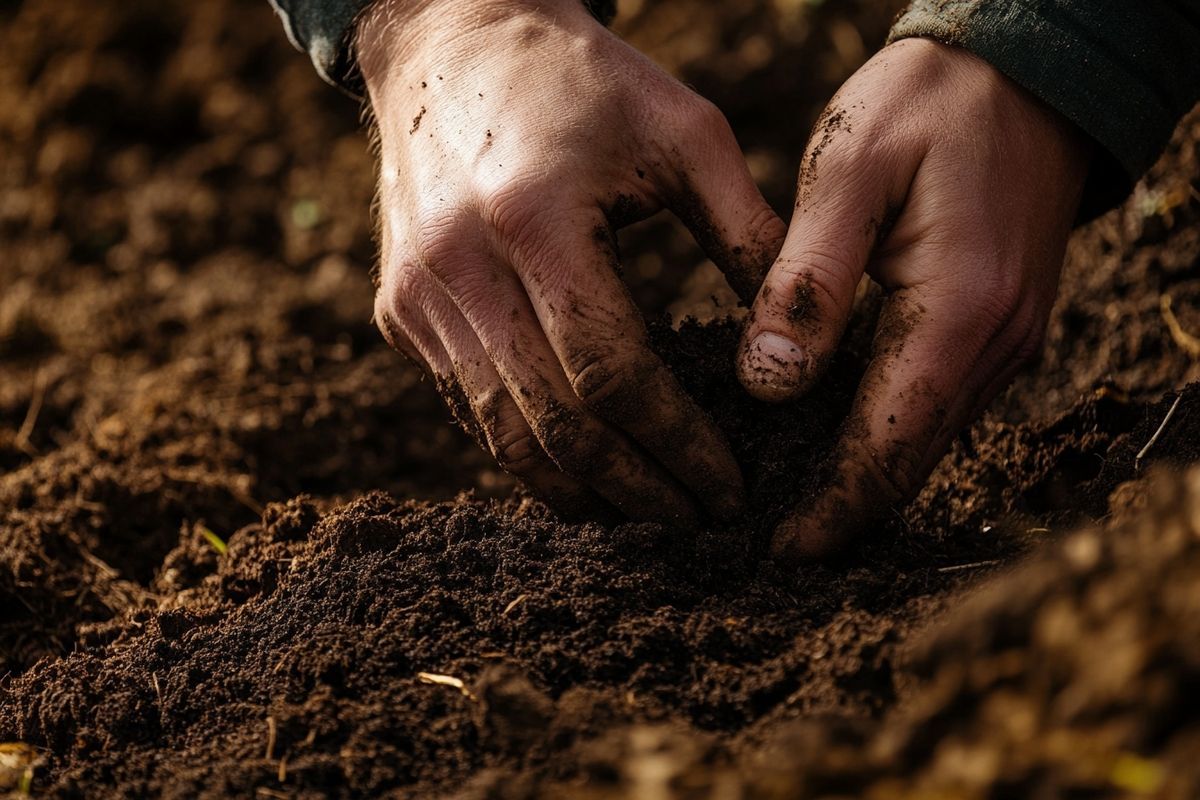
2;0;1200;798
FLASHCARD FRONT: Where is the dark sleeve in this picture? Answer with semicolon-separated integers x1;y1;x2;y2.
888;0;1200;220
269;0;619;100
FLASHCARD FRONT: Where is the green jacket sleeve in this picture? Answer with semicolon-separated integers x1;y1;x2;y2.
269;0;617;99
889;0;1200;219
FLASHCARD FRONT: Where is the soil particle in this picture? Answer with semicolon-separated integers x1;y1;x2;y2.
409;106;426;135
786;276;819;330
797;103;852;208
606;193;642;229
434;374;488;452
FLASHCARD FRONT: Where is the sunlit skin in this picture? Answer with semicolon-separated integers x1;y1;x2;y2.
357;0;1091;557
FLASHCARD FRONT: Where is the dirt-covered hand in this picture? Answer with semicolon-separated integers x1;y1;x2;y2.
737;39;1092;560
358;0;785;525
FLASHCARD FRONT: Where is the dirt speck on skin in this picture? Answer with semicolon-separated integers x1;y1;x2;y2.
668;180;780;305
435;373;488;452
607;193;643;228
786;277;819;327
409;105;426;135
797;104;852;207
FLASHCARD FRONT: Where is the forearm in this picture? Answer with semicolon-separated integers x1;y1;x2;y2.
269;0;618;97
889;0;1200;219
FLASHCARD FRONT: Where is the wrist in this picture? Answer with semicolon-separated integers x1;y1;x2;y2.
897;39;1092;182
356;0;594;89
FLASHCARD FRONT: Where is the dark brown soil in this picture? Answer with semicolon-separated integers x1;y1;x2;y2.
2;0;1200;798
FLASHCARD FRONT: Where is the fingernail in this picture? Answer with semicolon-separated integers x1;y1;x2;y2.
740;332;807;400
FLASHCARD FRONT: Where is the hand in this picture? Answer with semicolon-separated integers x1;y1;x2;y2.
737;39;1091;560
358;0;786;525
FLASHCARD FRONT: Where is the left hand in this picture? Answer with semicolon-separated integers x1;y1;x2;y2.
737;39;1092;561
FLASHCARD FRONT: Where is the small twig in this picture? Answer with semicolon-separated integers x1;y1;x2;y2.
417;672;477;702
1160;294;1200;359
502;594;528;616
937;559;1001;574
265;716;277;761
1136;394;1183;470
14;370;47;455
79;550;120;580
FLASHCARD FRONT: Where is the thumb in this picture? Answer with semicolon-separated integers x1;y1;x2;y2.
737;112;917;403
662;99;787;303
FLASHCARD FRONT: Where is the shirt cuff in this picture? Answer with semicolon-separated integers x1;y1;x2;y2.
888;0;1194;221
272;0;618;101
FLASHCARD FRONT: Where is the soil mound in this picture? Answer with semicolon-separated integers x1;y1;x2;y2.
5;313;1199;796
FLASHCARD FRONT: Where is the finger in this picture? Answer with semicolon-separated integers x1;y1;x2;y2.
373;273;449;378
770;275;1042;563
503;203;746;519
737;103;921;403
375;262;610;515
660;97;787;302
416;224;705;527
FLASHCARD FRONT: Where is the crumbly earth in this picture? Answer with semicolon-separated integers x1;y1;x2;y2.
1;0;1199;798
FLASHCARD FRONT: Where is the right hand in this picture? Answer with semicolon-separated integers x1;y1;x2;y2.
357;0;785;525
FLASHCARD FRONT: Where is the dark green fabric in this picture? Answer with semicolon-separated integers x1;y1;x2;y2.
269;0;371;94
889;0;1200;219
269;0;618;99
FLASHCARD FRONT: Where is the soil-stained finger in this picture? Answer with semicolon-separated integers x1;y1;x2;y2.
420;235;704;527
737;99;919;404
504;207;746;519
771;283;1028;563
378;261;609;515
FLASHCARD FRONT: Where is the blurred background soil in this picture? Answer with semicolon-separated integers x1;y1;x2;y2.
0;0;1198;797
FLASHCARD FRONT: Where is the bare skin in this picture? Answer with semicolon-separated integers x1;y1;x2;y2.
738;39;1091;561
357;0;786;526
357;1;1091;552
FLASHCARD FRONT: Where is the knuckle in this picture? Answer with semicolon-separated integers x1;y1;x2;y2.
376;262;427;320
978;287;1024;337
747;205;788;251
492;423;547;477
373;281;416;353
569;351;636;410
478;178;556;254
413;208;472;266
372;265;441;369
988;279;1025;327
692;96;731;133
480;390;552;476
775;246;859;310
534;406;607;480
1012;315;1047;365
944;269;1026;339
677;96;733;147
372;292;402;346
